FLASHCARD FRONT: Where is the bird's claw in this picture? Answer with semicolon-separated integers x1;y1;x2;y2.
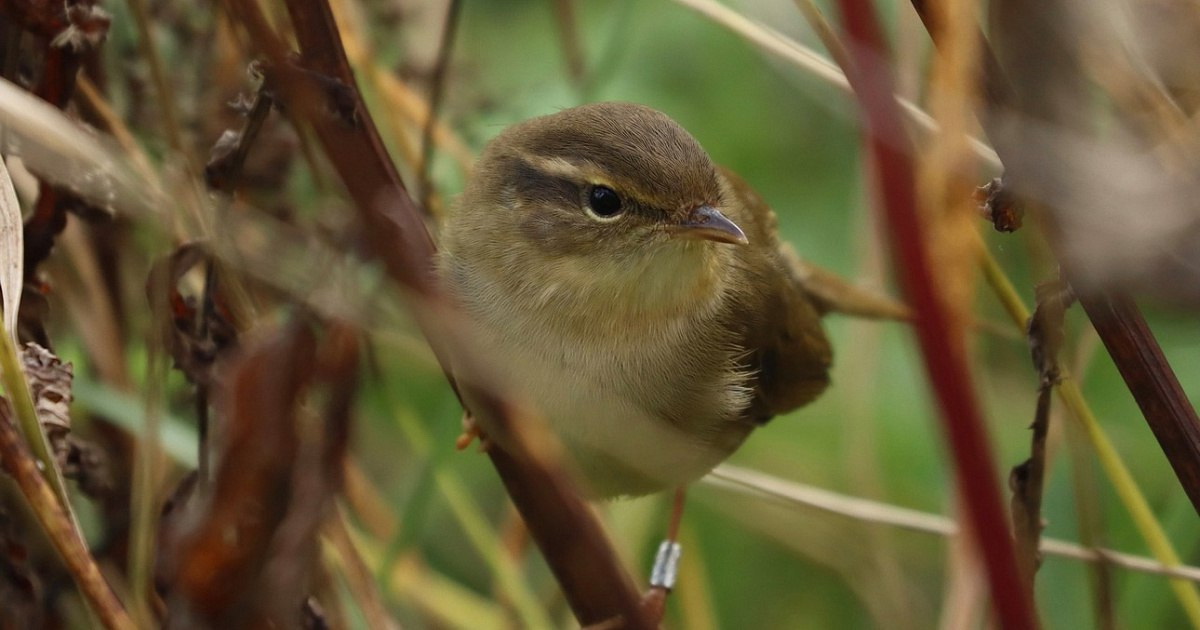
455;414;494;452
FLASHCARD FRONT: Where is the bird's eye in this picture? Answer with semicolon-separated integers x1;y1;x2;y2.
586;185;623;218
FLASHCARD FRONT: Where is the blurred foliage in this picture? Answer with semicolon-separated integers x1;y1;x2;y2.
3;0;1195;627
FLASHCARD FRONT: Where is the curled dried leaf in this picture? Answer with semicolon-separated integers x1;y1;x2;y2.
20;343;74;450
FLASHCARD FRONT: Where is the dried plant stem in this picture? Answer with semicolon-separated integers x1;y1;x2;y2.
127;346;166;626
205;91;274;192
388;405;552;629
791;0;853;74
551;0;587;88
0;401;135;630
1011;282;1069;591
670;0;1000;169
1058;383;1200;626
1011;383;1051;588
75;76;157;181
1061;403;1117;630
125;0;187;156
324;510;399;630
707;466;1200;583
979;249;1200;624
345;525;509;628
1077;294;1200;514
1064;331;1116;630
416;0;461;218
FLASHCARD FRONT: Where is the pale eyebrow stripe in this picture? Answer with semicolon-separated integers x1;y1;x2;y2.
516;152;617;189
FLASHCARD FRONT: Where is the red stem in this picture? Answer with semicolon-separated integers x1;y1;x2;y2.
833;0;1038;627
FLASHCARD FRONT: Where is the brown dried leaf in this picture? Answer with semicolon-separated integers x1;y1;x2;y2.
157;322;313;627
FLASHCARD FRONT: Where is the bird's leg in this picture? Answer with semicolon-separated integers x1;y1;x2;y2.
641;486;688;622
582;487;687;629
454;412;493;452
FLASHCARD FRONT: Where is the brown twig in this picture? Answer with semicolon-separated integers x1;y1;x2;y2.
1076;293;1200;513
220;0;651;626
906;0;1012;114
0;399;134;630
1010;279;1071;593
204;87;275;193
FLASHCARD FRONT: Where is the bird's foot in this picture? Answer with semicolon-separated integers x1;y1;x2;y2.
454;413;493;452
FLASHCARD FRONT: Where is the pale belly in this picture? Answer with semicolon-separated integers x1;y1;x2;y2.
480;326;751;498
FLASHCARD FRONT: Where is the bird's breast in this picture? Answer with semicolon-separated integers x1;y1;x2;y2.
494;317;751;496
468;282;753;495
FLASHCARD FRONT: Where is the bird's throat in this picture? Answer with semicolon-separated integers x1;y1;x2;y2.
521;241;732;337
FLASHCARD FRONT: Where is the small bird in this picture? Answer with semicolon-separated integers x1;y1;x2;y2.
439;102;832;497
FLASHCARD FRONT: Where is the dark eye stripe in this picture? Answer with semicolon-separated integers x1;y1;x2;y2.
507;157;579;208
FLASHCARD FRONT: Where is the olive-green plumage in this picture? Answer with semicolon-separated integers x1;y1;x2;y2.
440;102;831;497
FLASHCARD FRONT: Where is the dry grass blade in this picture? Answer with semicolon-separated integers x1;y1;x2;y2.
0;77;159;217
706;465;1200;583
670;0;1000;169
0;156;21;340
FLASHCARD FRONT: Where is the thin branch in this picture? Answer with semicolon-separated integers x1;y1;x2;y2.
204;88;275;193
980;246;1200;622
1076;294;1200;515
1010;279;1071;590
416;0;461;219
1010;385;1052;587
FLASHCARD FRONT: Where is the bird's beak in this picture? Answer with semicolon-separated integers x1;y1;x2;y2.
669;205;748;245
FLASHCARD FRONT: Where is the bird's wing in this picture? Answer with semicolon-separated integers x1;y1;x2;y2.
720;168;833;423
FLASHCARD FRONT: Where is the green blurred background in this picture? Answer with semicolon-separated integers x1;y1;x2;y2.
67;0;1200;627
